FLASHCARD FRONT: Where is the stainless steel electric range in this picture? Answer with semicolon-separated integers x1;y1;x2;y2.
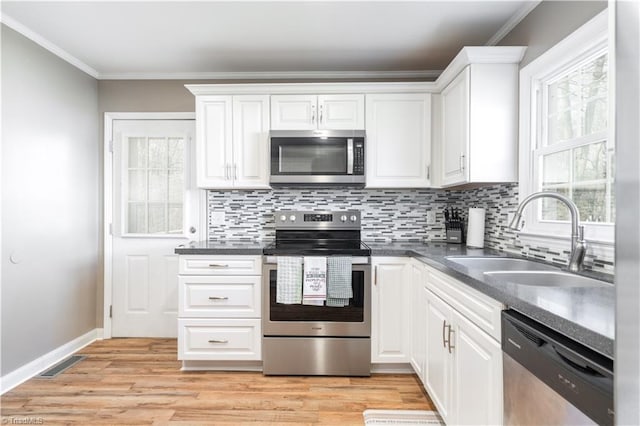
262;210;371;376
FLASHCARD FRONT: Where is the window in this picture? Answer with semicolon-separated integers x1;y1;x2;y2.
124;135;185;235
519;10;612;244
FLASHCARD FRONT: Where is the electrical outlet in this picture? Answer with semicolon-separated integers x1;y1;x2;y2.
426;210;436;225
211;211;225;225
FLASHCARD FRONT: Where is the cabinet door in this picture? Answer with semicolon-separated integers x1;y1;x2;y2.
409;262;427;381
270;95;317;130
441;67;470;187
424;288;453;423
451;309;503;426
318;94;365;130
365;93;431;188
196;96;234;188
232;95;270;188
371;258;410;363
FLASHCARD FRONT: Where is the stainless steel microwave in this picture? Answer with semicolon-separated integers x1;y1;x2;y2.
269;130;365;185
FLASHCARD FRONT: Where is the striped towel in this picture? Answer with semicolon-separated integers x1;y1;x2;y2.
327;257;353;307
276;257;302;304
303;256;327;306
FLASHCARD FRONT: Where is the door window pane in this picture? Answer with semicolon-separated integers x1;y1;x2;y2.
124;136;185;235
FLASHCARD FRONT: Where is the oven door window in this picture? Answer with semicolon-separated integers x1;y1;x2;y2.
268;269;365;322
271;138;347;175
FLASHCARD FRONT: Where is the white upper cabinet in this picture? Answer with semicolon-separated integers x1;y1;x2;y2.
195;95;270;189
439;63;519;187
271;94;365;130
365;93;432;188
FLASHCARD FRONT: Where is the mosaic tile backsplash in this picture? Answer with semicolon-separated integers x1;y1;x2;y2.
207;183;614;274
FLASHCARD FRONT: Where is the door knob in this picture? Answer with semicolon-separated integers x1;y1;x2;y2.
189;227;197;234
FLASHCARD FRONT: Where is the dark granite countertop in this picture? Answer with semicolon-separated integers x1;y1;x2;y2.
175;240;269;255
174;239;614;358
366;240;615;359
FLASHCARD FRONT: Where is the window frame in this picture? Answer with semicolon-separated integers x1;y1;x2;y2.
518;10;613;249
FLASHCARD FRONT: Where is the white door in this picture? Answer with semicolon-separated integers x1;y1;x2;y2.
371;258;410;363
318;94;365;130
232;95;271;188
112;119;200;337
451;309;503;426
270;95;317;130
424;287;453;423
365;93;432;188
441;67;470;187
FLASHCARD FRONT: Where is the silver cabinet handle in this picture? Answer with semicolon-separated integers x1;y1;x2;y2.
208;339;228;344
319;104;323;124
426;164;430;180
311;104;316;124
460;154;466;172
448;325;455;353
208;263;229;268
234;163;238;180
374;265;378;286
442;320;448;348
208;296;229;300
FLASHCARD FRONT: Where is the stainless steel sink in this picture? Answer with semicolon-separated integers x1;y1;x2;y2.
484;271;610;288
445;256;558;272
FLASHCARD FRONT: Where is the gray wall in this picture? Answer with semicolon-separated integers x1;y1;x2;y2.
1;26;99;376
499;1;607;67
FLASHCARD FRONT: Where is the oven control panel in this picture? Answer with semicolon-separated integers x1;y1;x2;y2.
275;210;361;229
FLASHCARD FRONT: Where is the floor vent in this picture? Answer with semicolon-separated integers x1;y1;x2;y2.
363;410;444;425
37;355;86;378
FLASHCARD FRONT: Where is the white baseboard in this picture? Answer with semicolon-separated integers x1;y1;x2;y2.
0;328;102;394
370;363;415;374
181;360;263;372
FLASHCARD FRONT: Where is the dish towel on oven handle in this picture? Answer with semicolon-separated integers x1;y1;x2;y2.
303;256;327;306
327;256;353;307
276;257;303;304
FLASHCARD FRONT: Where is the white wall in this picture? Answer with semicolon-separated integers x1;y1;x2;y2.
1;25;99;376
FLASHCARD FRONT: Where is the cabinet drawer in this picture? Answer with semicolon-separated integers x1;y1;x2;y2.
426;267;503;341
178;318;261;361
179;255;262;275
179;276;261;318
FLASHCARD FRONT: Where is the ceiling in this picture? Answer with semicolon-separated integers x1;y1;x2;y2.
0;1;538;80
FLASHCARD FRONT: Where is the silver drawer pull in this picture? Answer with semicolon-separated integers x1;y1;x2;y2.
208;296;229;301
208;339;228;344
208;263;229;268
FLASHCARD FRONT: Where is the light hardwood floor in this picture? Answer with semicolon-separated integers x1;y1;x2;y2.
1;338;436;425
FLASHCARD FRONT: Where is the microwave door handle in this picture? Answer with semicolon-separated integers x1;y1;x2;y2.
278;146;283;173
347;138;354;175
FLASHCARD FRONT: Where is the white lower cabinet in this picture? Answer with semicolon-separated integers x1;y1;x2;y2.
371;257;411;363
451;309;503;425
409;260;427;378
178;318;261;361
177;255;262;363
420;264;504;425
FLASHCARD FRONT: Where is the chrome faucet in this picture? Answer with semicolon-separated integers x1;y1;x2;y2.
508;191;587;273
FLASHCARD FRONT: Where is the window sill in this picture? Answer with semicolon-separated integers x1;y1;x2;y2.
516;230;614;263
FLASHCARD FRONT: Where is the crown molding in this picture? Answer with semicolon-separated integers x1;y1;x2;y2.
97;70;442;81
485;0;542;46
0;12;99;78
434;46;527;90
185;81;437;96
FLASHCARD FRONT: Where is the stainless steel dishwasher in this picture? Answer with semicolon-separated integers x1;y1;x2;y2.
502;310;614;426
